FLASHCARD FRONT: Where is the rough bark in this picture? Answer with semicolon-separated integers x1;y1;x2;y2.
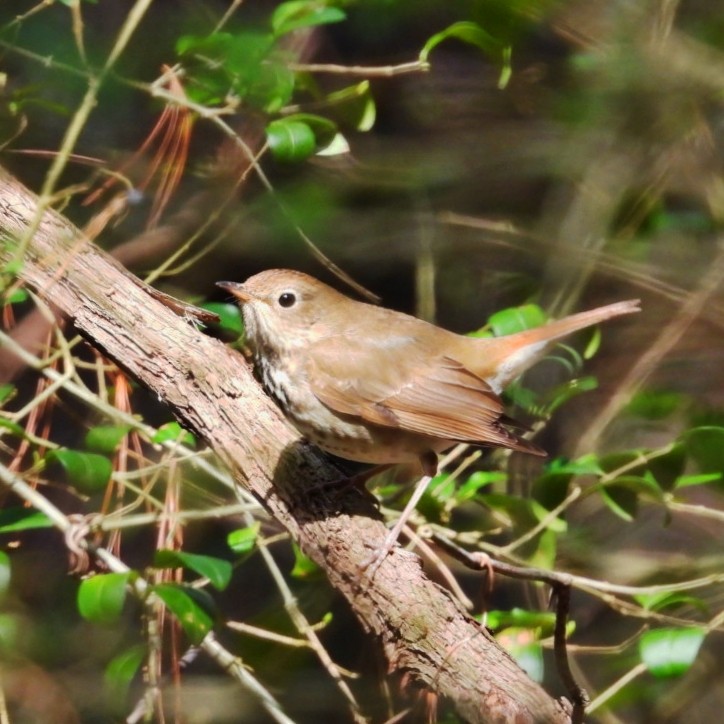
0;165;571;724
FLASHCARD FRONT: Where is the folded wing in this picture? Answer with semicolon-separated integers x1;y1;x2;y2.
307;336;544;456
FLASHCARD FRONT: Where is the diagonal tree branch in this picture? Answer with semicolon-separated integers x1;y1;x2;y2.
0;165;571;724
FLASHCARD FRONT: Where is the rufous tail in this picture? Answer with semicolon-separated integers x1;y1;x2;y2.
467;299;641;391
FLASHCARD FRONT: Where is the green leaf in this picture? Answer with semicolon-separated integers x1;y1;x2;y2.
0;417;27;438
227;523;260;555
420;21;502;63
478;493;566;533
105;645;145;706
202;302;244;336
271;1;346;37
153;584;215;644
457;471;506;501
639;627;705;677
627;390;685;420
0;551;10;601
486;608;557;634
534;375;598;417
326;80;376;131
266;114;338;163
3;288;27;304
177;31;292;111
683;426;724;474
582;325;601;359
267;118;316;162
316;133;350;156
419;21;512;87
532;471;573;510
290;542;320;578
48;449;112;493
634;591;709;615
0;507;53;532
548;454;605;476
528;527;558;570
78;573;131;624
152;422;196;447
673;472;722;489
597;473;663;521
599;485;637;521
488;304;548;336
648;443;686;491
0;383;15;404
154;550;232;591
85;425;129;454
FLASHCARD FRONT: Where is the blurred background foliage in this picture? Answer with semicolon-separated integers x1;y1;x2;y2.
0;0;723;722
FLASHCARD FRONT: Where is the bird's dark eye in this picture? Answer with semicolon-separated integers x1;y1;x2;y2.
278;292;297;308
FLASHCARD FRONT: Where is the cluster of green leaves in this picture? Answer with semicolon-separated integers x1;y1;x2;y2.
0;421;193;531
176;1;512;163
75;519;288;705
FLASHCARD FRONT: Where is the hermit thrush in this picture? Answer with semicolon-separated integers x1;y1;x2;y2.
217;270;640;475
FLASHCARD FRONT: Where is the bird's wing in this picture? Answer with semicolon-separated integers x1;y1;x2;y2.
307;336;544;455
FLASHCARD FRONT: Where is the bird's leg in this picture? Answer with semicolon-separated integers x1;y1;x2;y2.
363;451;438;576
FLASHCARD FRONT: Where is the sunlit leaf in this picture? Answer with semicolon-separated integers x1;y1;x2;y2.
639;627;705;677
78;573;131;624
48;449;112;493
673;472;722;489
582;325;601;359
0;383;15;404
327;80;376;131
486;608;557;634
548;454;605;477
153;583;215;644
457;471;506;500
85;425;129;454
228;523;260;555
152;422;196;447
271;1;346;37
3;288;27;304
420;21;502;63
488;304;548;336
290;542;320;578
316;133;350;156
154;550;232;591
202;302;244;336
420;22;512;88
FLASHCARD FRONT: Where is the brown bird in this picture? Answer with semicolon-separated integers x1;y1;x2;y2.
217;270;640;476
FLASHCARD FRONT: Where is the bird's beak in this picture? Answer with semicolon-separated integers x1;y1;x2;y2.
216;281;253;303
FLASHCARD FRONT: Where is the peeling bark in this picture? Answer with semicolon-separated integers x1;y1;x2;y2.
0;166;571;723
